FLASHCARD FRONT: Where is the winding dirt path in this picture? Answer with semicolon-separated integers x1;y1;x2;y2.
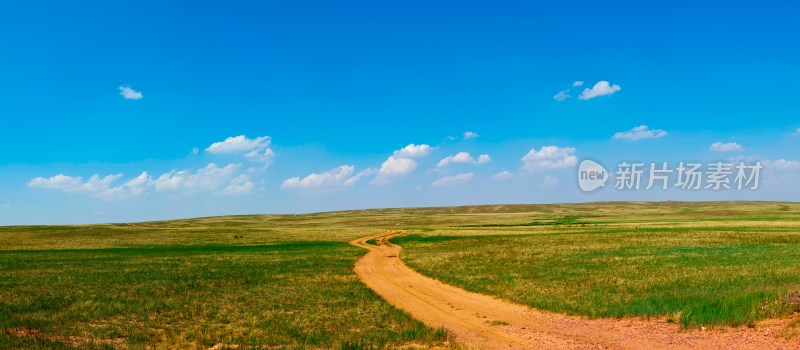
351;230;800;349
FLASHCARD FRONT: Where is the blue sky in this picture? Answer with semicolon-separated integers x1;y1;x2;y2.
1;1;799;224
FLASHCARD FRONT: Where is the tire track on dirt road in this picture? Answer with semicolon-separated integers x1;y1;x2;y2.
351;230;800;349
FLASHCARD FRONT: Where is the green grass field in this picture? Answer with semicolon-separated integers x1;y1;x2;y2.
0;221;451;349
394;202;800;329
1;201;799;348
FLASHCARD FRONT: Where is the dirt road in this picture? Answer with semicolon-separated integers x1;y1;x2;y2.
351;231;800;349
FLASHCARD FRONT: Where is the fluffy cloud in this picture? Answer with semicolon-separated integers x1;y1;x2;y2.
206;135;269;154
448;132;480;141
344;168;376;186
521;146;577;172
710;142;742;152
553;90;571;102
206;135;275;165
579;81;621;100
393;144;432;158
118;86;143;100
29;174;122;194
613;125;668;140
154;163;240;194
221;174;255;196
491;171;513;181
431;172;474;187
436;152;490;168
572;81;584;87
373;156;418;184
282;165;374;190
29;163;257;199
763;159;800;169
372;144;432;184
29;174;95;192
28;172;153;200
120;172;156;196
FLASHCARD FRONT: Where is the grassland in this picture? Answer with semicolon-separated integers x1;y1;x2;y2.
393;202;800;329
0;220;451;349
1;201;799;348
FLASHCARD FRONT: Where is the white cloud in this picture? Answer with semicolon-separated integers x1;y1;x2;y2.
221;174;255;196
206;135;275;165
491;171;513;181
206;135;270;154
448;132;479;141
431;172;474;187
463;131;479;139
29;174;89;192
521;146;577;172
710;142;742;152
579;81;621;100
572;81;584;87
372;144;432;184
436;152;491;168
118;172;155;197
28;172;154;200
118;86;143;100
393;144;432;158
372;156;418;185
795;128;800;136
763;159;800;169
542;175;559;188
154;163;240;194
613;125;668;141
28;163;259;199
282;165;374;190
345;168;376;186
553;90;571;101
244;148;276;164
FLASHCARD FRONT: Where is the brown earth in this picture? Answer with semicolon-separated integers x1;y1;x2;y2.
351;231;800;349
